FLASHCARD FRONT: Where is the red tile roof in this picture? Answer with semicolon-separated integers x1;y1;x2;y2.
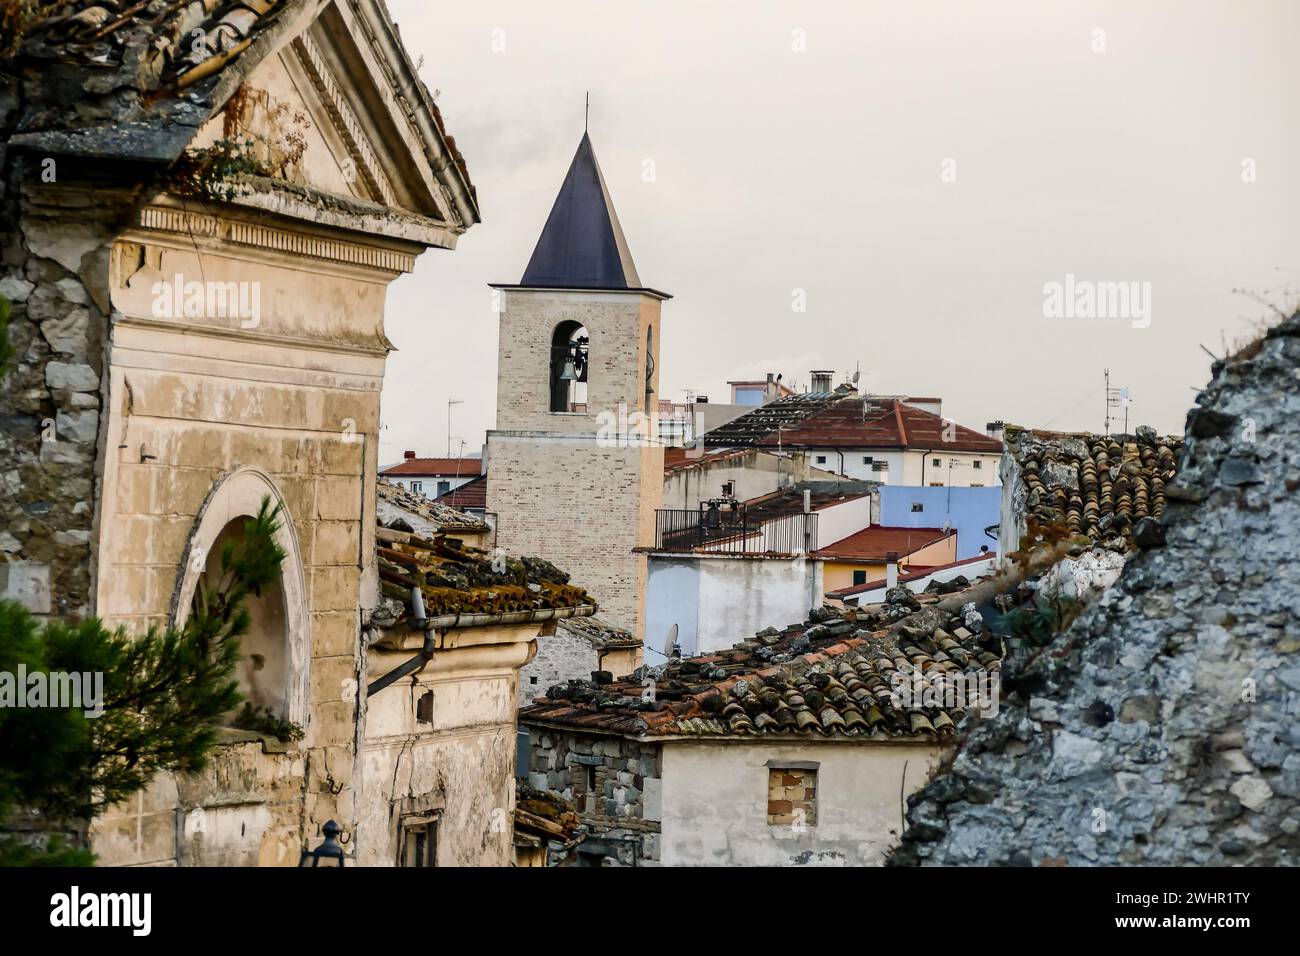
777;399;1003;453
703;396;1003;454
825;552;997;599
815;526;953;562
382;457;483;478
434;474;487;510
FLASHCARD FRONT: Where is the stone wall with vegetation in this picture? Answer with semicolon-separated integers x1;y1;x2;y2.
895;312;1300;866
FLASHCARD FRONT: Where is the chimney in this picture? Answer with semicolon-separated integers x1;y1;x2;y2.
810;370;834;394
802;489;811;513
886;552;899;589
403;450;416;460
986;421;1006;441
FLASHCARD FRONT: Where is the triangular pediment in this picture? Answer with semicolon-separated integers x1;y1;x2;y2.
186;0;477;239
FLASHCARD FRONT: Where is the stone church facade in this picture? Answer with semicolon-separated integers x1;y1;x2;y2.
1;0;482;865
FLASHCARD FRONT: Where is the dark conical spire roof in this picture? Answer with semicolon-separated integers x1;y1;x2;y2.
520;132;641;289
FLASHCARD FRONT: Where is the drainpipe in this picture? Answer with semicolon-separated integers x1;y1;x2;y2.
366;587;435;698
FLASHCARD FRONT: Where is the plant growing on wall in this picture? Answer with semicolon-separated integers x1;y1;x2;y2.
170;85;311;202
0;499;287;865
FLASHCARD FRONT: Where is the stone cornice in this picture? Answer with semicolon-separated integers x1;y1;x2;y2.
135;203;418;274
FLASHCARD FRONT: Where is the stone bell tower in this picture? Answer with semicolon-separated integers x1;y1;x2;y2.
487;132;668;646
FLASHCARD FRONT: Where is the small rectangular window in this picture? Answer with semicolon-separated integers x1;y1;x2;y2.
971;483;984;488
437;480;451;495
398;816;439;867
932;458;942;467
862;456;873;465
872;461;889;472
973;460;982;469
411;481;423;493
852;570;867;586
815;455;827;465
767;763;818;828
911;503;924;513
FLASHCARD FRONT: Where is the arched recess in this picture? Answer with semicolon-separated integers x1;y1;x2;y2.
170;467;310;731
549;320;589;412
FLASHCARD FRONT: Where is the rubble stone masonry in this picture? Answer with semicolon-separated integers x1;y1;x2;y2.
895;312;1300;866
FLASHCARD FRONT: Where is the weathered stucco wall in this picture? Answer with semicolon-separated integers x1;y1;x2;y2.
661;740;942;866
645;554;823;659
360;626;536;867
896;314;1300;866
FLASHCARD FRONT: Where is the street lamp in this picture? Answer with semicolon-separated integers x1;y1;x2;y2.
299;820;347;867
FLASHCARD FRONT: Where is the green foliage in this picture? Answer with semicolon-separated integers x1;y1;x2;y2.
1004;594;1083;647
0;499;286;864
0;293;14;378
232;703;304;744
170;136;268;203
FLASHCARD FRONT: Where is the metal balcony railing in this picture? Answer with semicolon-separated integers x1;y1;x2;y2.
653;506;818;556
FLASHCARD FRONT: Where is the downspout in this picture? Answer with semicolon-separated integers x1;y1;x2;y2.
366;587;435;698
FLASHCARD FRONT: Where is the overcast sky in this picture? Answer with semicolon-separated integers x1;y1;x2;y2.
377;0;1299;464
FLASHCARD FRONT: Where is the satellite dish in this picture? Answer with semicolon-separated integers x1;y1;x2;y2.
660;623;680;659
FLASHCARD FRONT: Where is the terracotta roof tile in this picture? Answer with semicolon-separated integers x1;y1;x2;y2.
816;526;953;562
1005;426;1183;546
381;457;483;477
522;599;1002;742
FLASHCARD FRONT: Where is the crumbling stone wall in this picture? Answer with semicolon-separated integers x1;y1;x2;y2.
0;99;141;617
525;727;661;863
895;313;1300;866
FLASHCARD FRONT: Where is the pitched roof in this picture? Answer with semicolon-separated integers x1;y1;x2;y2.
522;604;1003;740
376;479;487;533
9;1;477;218
381;457;483;478
1004;426;1182;547
741;485;872;523
514;132;646;291
434;473;486;510
826;552;997;600
702;396;1004;454
662;447;751;474
374;525;592;624
557;616;640;650
816;526;953;563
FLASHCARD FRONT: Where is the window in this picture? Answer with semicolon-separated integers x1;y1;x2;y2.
815;455;827;465
436;480;450;496
529;675;538;685
862;456;873;465
852;570;867;586
410;481;422;494
971;482;984;488
911;503;924;513
398;816;439;867
549;321;589;413
767;762;818;827
929;482;944;487
871;461;889;473
973;460;983;470
932;458;942;467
